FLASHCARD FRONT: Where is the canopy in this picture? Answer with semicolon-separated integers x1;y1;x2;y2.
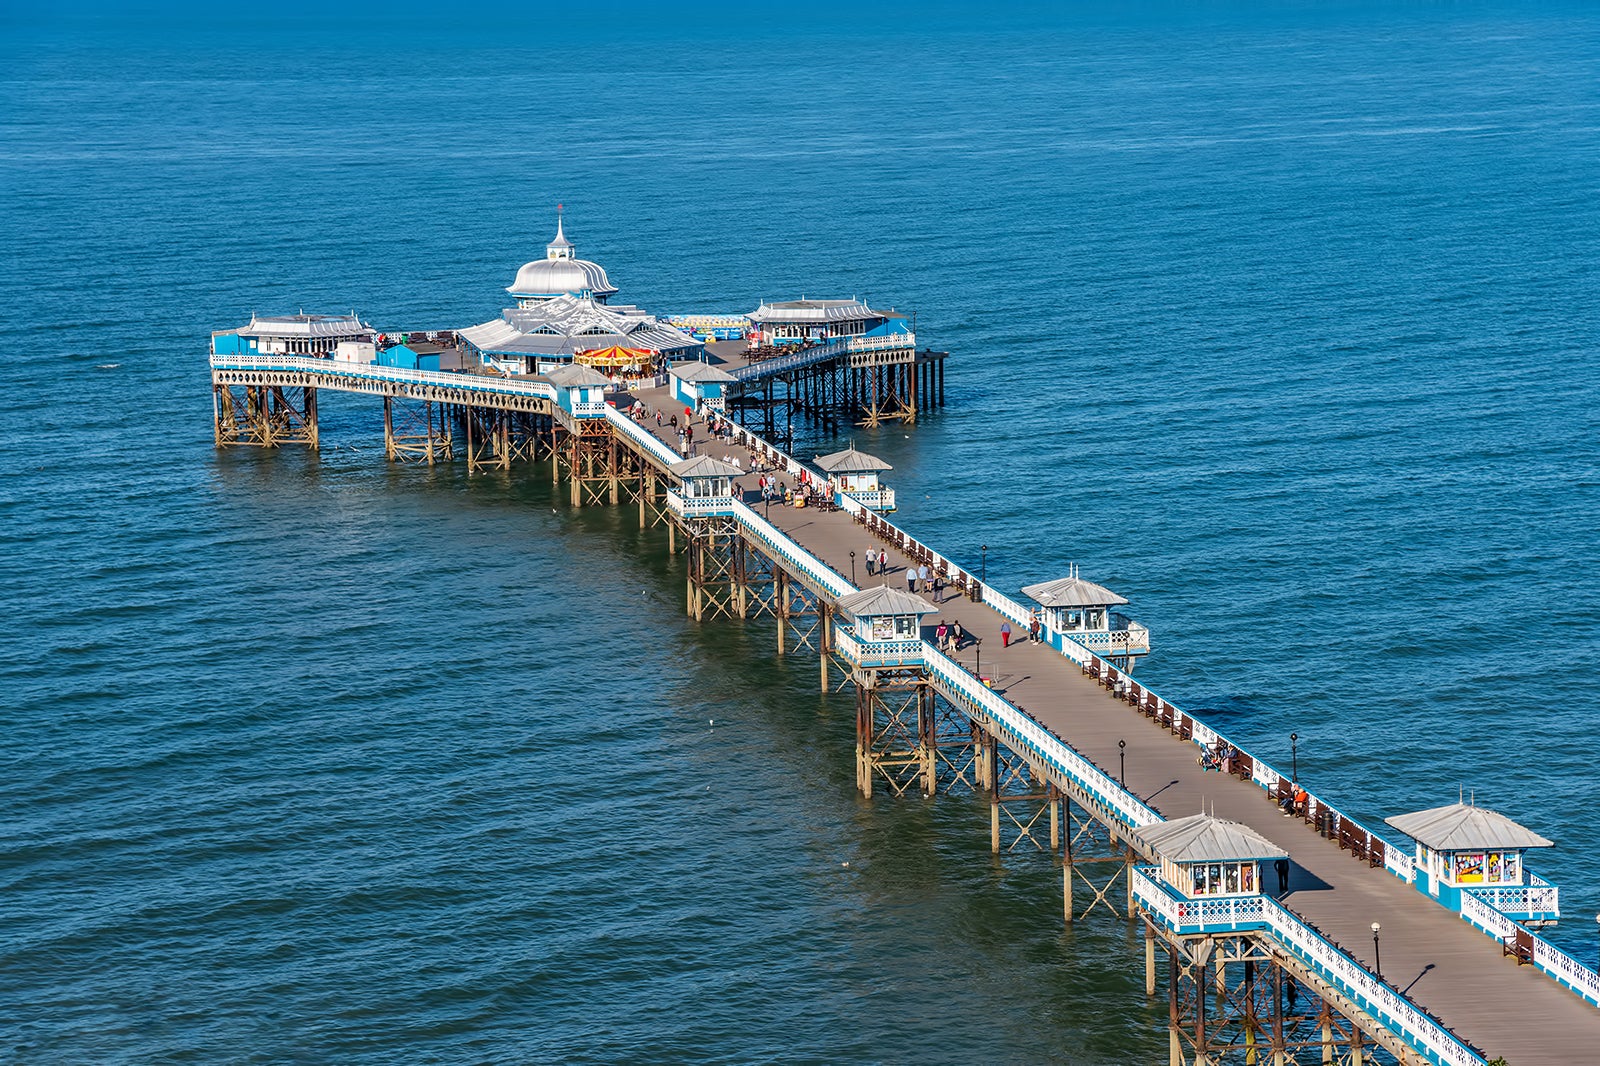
576;345;654;368
1136;813;1287;864
1385;803;1553;852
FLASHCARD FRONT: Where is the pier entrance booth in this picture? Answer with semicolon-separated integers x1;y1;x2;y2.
669;362;738;415
832;586;936;669
666;455;743;518
1021;565;1150;669
543;363;611;422
1133;813;1288;935
1385;802;1559;925
814;445;896;513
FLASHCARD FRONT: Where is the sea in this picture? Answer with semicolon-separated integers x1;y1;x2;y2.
2;2;1597;1061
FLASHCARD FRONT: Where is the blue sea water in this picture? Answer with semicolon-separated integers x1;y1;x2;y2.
2;3;1598;1061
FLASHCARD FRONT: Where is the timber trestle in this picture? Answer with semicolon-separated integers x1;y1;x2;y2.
208;358;1518;1066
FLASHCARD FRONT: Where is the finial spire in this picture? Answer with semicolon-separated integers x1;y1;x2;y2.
547;203;574;260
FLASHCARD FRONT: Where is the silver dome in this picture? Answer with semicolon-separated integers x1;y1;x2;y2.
507;257;618;299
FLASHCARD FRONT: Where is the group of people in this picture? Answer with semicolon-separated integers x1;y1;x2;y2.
1200;737;1237;774
998;610;1045;648
862;549;953;602
1280;782;1309;818
933;620;969;653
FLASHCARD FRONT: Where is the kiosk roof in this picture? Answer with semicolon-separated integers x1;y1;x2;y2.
1385;802;1553;851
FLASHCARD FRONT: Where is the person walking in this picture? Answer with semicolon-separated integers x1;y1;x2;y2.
1000;621;1012;648
936;621;949;652
1029;610;1042;644
933;572;945;603
918;563;930;595
864;546;876;576
905;565;917;594
951;620;966;649
1274;858;1291;896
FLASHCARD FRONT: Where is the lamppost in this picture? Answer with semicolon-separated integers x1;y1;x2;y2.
1118;739;1126;786
1290;732;1299;784
850;551;857;585
980;544;989;584
1371;922;1382;979
975;640;983;682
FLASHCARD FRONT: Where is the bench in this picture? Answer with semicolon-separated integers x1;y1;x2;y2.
1503;929;1534;965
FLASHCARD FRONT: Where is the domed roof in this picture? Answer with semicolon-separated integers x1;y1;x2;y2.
507;211;620;299
508;257;618;299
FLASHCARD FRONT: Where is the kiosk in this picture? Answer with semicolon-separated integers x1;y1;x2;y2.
1021;564;1150;668
666;455;743;519
1385;801;1559;925
1133;813;1288;935
814;444;896;512
669;361;738;414
831;586;936;668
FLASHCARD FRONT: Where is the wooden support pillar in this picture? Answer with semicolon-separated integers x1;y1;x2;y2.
305;387;319;450
775;571;789;655
383;396;396;460
1145;922;1157;996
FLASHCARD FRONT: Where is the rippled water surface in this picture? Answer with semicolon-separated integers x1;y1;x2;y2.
2;3;1598;1061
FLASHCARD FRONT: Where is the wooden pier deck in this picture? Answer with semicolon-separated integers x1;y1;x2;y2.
623;383;1600;1065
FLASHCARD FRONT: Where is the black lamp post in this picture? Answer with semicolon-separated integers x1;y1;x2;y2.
1371;922;1382;979
1119;739;1126;786
1290;732;1299;783
850;551;857;585
980;544;988;584
975;640;982;681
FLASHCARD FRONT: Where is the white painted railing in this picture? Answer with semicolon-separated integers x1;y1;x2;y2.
1065;627;1150;653
847;333;916;353
1132;866;1271;934
605;407;683;466
1459;892;1600;1007
666;491;734;518
833;628;923;667
731;338;849;381
1466;875;1559;918
210;353;559;402
1262;895;1488;1066
840;488;896;511
921;644;1161;831
730;500;854;599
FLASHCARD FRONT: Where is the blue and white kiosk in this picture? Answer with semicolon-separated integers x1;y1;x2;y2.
666;455;743;519
544;363;611;423
1021;565;1150;669
832;585;936;668
1132;813;1288;935
1385;801;1559;925
668;361;738;415
814;444;896;512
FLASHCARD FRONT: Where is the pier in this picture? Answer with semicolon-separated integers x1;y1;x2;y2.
207;234;1598;1063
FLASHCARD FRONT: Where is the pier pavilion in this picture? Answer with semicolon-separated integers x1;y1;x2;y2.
458;213;702;375
746;298;909;347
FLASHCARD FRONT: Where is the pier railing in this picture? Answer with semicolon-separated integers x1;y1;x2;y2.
922;643;1161;832
605;406;683;466
1459;891;1600;1007
1131;866;1487;1065
832;629;924;668
209;353;560;402
1465;874;1559;919
729;499;854;600
728;332;917;382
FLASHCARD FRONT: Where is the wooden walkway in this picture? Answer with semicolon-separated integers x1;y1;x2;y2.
627;385;1600;1064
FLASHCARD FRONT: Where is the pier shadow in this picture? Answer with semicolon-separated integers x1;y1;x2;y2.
1281;864;1336;897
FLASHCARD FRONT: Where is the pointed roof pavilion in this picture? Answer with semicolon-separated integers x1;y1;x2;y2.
1136;813;1288;864
544;363;612;388
835;585;938;619
814;443;892;475
669;361;738;384
668;455;744;479
1022;568;1129;608
1385;802;1553;852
